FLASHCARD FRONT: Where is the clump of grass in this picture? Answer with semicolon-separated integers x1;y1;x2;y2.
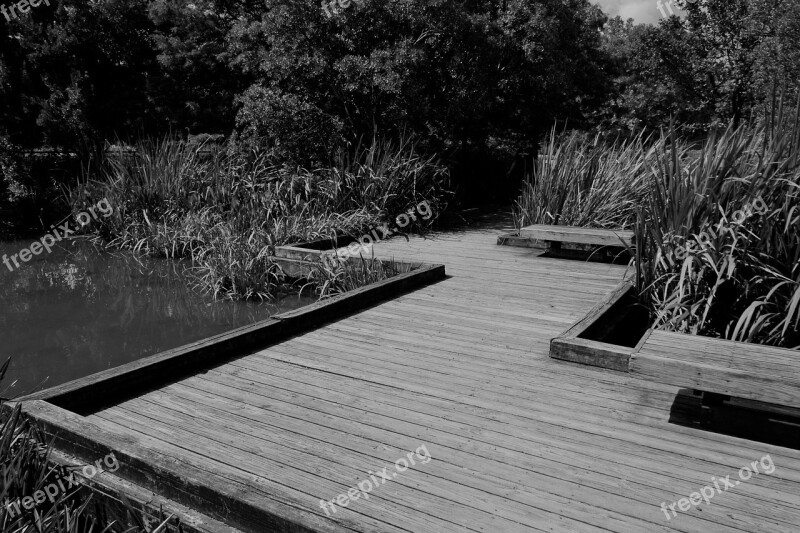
636;95;800;348
513;128;656;230
302;254;418;300
514;108;799;349
71;135;449;300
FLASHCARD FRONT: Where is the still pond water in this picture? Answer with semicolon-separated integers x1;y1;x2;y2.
0;239;314;398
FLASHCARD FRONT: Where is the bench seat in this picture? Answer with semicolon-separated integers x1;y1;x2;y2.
630;330;800;409
519;224;634;248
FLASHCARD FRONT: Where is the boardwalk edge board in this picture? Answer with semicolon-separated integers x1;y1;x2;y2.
17;262;445;413
550;336;632;373
274;244;424;278
551;278;800;410
18;401;348;533
549;274;637;371
46;447;246;533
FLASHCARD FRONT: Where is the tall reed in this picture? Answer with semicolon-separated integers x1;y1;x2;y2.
513;128;655;230
636;99;800;348
303;254;418;300
514;111;799;348
72;135;449;300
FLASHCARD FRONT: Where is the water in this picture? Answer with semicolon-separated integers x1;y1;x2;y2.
0;239;315;398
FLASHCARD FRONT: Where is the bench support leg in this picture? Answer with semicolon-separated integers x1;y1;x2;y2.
698;391;731;427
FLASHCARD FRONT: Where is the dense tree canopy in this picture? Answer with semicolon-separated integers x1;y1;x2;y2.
1;1;608;152
598;0;800;134
1;0;800;207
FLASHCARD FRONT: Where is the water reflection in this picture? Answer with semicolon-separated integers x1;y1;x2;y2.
0;239;313;398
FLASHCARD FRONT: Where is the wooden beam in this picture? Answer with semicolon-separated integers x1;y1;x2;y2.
520;225;635;248
550;337;632;372
556;276;635;340
20;263;445;413
275;263;445;336
496;233;547;248
18;319;287;412
21;401;348;533
630;352;800;409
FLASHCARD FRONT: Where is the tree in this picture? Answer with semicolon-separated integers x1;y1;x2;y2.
148;0;239;134
1;0;159;153
227;0;611;199
596;0;800;133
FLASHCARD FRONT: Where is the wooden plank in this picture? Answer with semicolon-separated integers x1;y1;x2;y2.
104;396;555;533
550;337;631;371
496;233;547;248
642;341;800;378
223;355;800;482
20;262;444;413
190;363;800;528
98;404;483;533
647;330;800;370
46;448;245;533
520;224;635;247
125;382;731;533
273;263;445;335
556;277;635;339
21;400;354;533
630;352;800;409
250;342;800;482
634;330;800;407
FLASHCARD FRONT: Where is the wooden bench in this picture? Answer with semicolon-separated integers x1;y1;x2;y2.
631;330;800;411
519;224;634;249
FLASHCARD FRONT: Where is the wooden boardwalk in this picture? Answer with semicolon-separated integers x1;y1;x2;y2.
83;214;800;532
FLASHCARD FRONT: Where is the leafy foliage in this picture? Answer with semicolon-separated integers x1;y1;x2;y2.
597;0;800;134
513;128;653;230
1;0;611;210
636;97;800;348
74;134;448;300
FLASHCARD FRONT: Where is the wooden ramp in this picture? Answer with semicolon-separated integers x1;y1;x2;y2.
48;214;800;532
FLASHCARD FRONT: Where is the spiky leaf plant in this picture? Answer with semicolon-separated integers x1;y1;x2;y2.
636;95;800;348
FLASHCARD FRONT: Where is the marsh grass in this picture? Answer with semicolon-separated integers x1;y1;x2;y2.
635;97;800;348
513;128;655;230
302;253;418;300
516;104;799;349
71;135;448;301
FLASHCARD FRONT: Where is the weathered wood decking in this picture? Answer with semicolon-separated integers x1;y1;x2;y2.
632;330;800;409
42;215;800;531
519;224;635;248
